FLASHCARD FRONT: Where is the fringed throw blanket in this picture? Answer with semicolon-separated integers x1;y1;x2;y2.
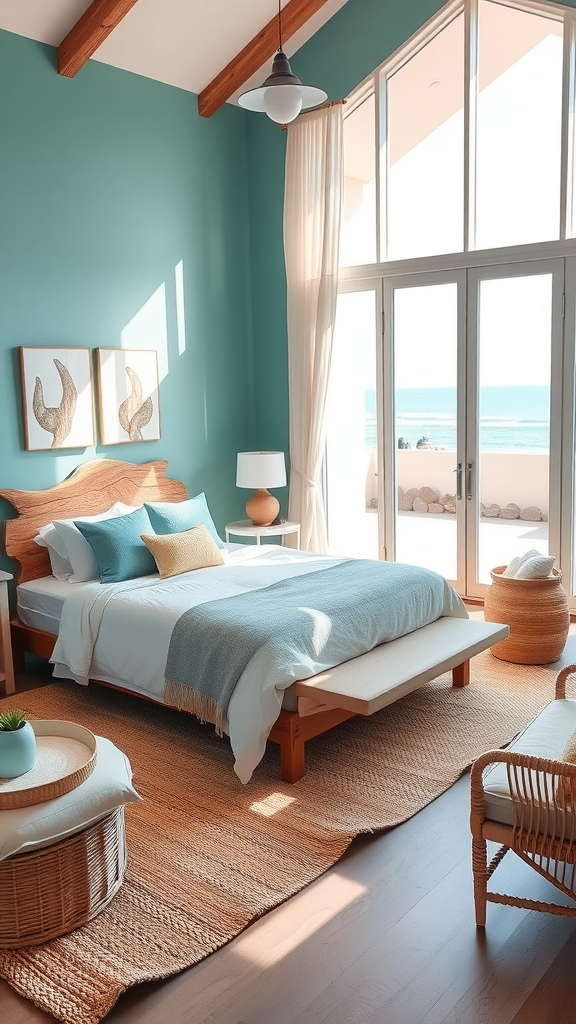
164;559;466;734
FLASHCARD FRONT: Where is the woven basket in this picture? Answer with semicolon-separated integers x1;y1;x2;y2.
0;806;126;948
484;565;570;664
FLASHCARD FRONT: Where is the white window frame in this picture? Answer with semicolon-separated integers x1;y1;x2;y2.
334;0;576;605
342;0;575;276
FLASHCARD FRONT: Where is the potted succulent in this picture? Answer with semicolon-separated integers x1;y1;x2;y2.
0;710;37;778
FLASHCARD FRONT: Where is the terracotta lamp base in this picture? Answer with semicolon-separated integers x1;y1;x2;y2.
245;489;279;527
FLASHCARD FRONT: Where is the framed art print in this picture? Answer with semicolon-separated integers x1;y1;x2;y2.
20;347;95;451
96;348;161;444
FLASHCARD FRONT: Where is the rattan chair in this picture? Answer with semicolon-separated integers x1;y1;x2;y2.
470;663;576;927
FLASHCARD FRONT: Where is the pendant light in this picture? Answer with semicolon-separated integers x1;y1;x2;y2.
238;0;327;124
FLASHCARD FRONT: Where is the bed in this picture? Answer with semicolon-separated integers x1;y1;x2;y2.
1;459;508;782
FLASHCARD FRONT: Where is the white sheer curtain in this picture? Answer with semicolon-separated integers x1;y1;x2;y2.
284;102;344;552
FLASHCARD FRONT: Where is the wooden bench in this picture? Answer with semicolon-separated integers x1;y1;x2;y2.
269;618;509;782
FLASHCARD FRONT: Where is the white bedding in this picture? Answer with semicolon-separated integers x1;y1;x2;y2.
50;547;352;781
25;546;466;783
18;577;92;634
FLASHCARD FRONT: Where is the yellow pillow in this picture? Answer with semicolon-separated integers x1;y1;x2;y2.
141;523;225;579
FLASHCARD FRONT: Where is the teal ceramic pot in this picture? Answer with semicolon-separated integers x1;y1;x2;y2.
0;722;37;778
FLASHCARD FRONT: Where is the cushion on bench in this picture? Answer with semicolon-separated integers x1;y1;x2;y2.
482;699;576;826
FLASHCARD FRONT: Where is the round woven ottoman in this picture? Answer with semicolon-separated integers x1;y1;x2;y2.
484;566;570;664
0;805;126;948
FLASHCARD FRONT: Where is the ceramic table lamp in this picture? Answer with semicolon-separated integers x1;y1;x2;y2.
236;451;286;526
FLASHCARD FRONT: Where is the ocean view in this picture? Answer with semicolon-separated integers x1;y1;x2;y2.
365;385;550;452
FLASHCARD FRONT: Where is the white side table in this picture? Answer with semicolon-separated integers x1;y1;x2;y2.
0;570;15;696
225;520;301;549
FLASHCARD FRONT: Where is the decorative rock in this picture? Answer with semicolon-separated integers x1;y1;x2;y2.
499;505;520;520
520;506;542;522
483;503;501;519
398;487;418;511
396;488;545;521
418;485;440;504
413;496;428;513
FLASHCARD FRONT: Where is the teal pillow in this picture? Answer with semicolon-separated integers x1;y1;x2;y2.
75;506;157;584
144;495;225;548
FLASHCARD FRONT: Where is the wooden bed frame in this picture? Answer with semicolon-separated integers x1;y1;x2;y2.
0;459;508;782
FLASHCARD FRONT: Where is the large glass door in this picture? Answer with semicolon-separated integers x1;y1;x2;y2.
466;261;564;598
383;271;466;592
378;261;563;599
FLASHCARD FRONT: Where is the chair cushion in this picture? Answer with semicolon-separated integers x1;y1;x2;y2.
482;699;576;826
0;737;141;861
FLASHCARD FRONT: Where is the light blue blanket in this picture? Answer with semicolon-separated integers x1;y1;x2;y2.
164;559;466;733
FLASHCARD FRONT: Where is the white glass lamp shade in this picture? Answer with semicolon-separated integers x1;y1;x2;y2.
264;85;303;125
236;451;287;489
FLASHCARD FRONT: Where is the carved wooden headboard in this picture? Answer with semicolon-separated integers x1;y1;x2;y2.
1;459;188;584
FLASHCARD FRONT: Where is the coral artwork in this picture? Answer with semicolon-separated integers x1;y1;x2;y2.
20;348;94;451
97;349;160;445
118;367;154;441
32;359;77;447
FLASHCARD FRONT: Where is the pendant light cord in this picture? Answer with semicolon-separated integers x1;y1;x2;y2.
278;0;282;51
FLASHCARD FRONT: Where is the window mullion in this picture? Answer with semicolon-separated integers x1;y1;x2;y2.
560;10;575;240
376;72;385;264
464;0;479;253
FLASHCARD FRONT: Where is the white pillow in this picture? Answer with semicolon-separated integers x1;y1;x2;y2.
0;736;141;861
514;554;556;579
52;503;139;582
34;524;73;580
501;549;542;578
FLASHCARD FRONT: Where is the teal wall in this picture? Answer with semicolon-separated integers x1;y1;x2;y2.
0;29;254;580
246;0;576;454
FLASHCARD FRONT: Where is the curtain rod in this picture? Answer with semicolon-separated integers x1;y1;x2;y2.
280;98;346;129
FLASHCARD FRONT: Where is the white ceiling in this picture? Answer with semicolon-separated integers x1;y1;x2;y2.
0;0;350;106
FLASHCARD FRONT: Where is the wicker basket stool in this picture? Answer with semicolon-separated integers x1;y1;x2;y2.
483;565;569;664
0;806;126;948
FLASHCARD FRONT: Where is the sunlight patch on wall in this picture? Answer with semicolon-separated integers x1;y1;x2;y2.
175;260;186;356
121;283;168;381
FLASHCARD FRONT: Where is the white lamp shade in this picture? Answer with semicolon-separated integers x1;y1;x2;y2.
263;85;303;124
236;451;286;489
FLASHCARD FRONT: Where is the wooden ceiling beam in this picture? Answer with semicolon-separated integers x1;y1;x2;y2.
58;0;140;78
198;0;332;118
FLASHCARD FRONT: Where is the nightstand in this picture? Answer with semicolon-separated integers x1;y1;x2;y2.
0;570;15;696
225;520;301;549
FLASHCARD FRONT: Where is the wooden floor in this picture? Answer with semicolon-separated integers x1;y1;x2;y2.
2;669;576;1024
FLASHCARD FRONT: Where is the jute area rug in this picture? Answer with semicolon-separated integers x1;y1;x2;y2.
0;653;565;1024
